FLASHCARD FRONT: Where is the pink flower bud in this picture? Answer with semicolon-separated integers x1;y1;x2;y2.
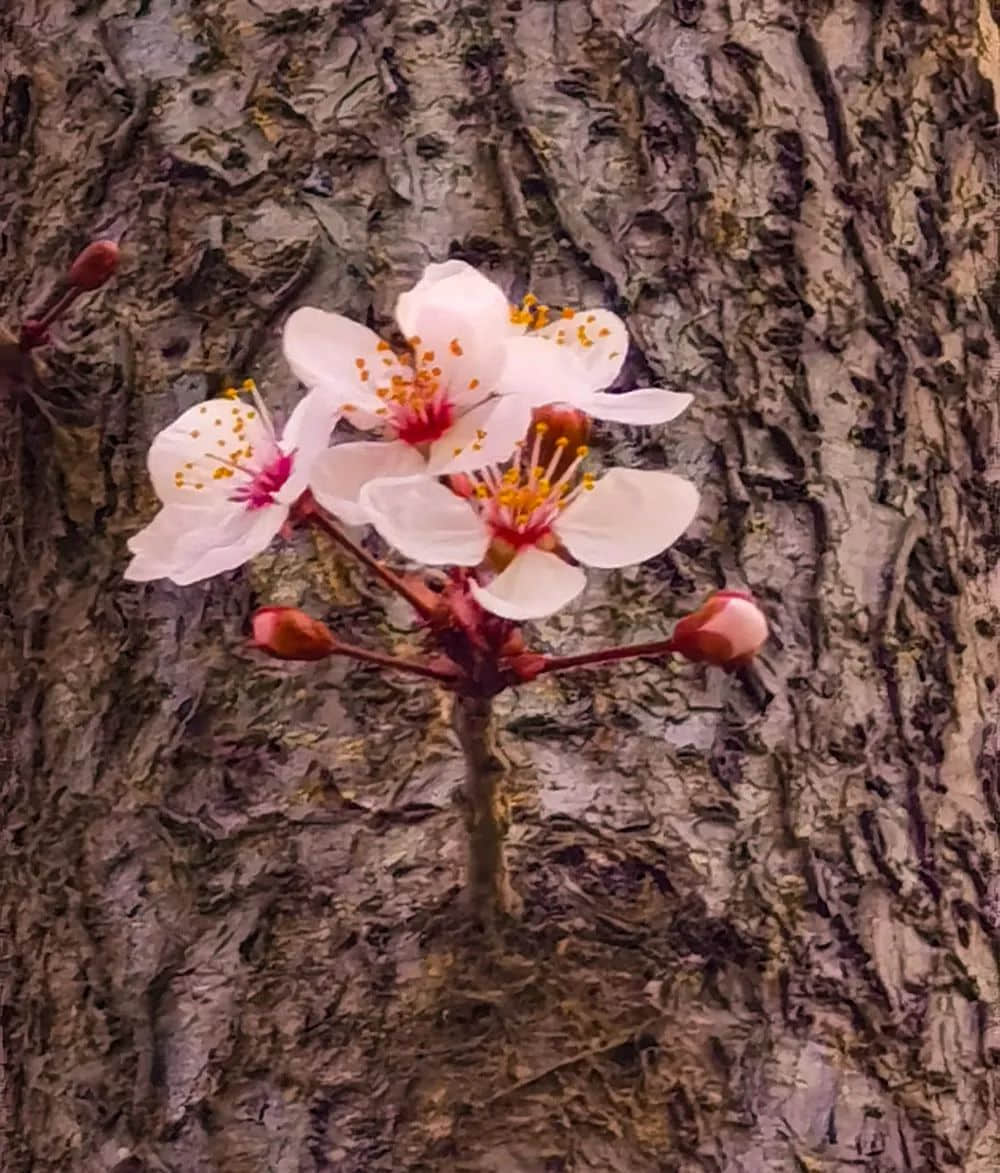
249;607;338;661
68;240;120;291
671;590;768;669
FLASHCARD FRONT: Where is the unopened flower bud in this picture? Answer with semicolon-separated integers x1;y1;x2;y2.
249;607;337;661
67;240;120;291
671;590;768;669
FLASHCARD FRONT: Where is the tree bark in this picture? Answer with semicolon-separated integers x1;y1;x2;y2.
452;693;517;922
3;0;1000;1170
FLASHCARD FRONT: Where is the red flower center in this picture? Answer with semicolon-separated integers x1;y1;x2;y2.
394;397;455;445
230;450;295;510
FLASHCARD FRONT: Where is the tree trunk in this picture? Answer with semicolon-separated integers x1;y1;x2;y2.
3;0;1000;1169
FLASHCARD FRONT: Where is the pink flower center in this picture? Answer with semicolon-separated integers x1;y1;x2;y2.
230;450;295;510
349;336;482;448
394;395;455;445
462;421;595;551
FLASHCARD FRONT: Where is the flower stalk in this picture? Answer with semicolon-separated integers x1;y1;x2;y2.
452;693;518;922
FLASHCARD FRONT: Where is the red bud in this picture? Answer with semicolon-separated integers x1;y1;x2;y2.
67;240;120;291
249;607;338;661
671;591;768;669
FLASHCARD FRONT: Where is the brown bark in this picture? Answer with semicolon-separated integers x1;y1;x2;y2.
3;0;1000;1170
452;693;518;921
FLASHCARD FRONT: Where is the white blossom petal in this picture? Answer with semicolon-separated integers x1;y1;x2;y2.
555;468;699;567
282;306;406;404
147;399;274;505
412;302;505;402
570;387;692;426
395;261;511;341
494;335;592;406
360;475;489;565
470;547;586;620
309;440;427;525
278;391;341;504
125;503;285;585
535;308;628;389
426;395;532;476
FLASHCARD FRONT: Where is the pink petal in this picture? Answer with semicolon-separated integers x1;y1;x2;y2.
309;440;427;526
555;468;699;568
470;546;587;620
535;308;628;389
426;395;532;476
282;306;406;404
360;475;490;565
571;387;693;425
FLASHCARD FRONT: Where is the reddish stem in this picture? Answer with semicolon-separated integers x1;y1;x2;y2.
18;287;82;351
304;506;436;621
333;640;457;683
536;636;678;676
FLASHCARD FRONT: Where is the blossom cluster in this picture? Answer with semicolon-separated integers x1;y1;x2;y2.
125;262;700;620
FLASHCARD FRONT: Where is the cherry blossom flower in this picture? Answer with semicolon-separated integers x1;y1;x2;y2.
282;262;694;524
124;381;335;586
358;418;700;620
282;262;535;524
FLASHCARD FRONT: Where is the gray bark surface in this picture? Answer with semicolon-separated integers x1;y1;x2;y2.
2;0;1000;1169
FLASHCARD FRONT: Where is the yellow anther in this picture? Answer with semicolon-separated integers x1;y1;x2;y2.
586;315;595;323
453;446;464;456
475;485;489;499
242;378;256;390
449;339;463;357
354;357;366;369
223;387;239;400
185;462;195;469
534;421;549;434
468;378;480;390
342;403;357;412
422;350;435;363
190;429;200;438
376;340;391;352
199;406;207;414
576;445;589;458
598;328;611;338
432;366;442;377
246;411;256;419
561;307;575;320
555;436;569;448
523;293;538;307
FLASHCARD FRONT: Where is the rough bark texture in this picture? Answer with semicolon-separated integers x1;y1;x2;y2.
3;0;1000;1170
453;694;517;921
